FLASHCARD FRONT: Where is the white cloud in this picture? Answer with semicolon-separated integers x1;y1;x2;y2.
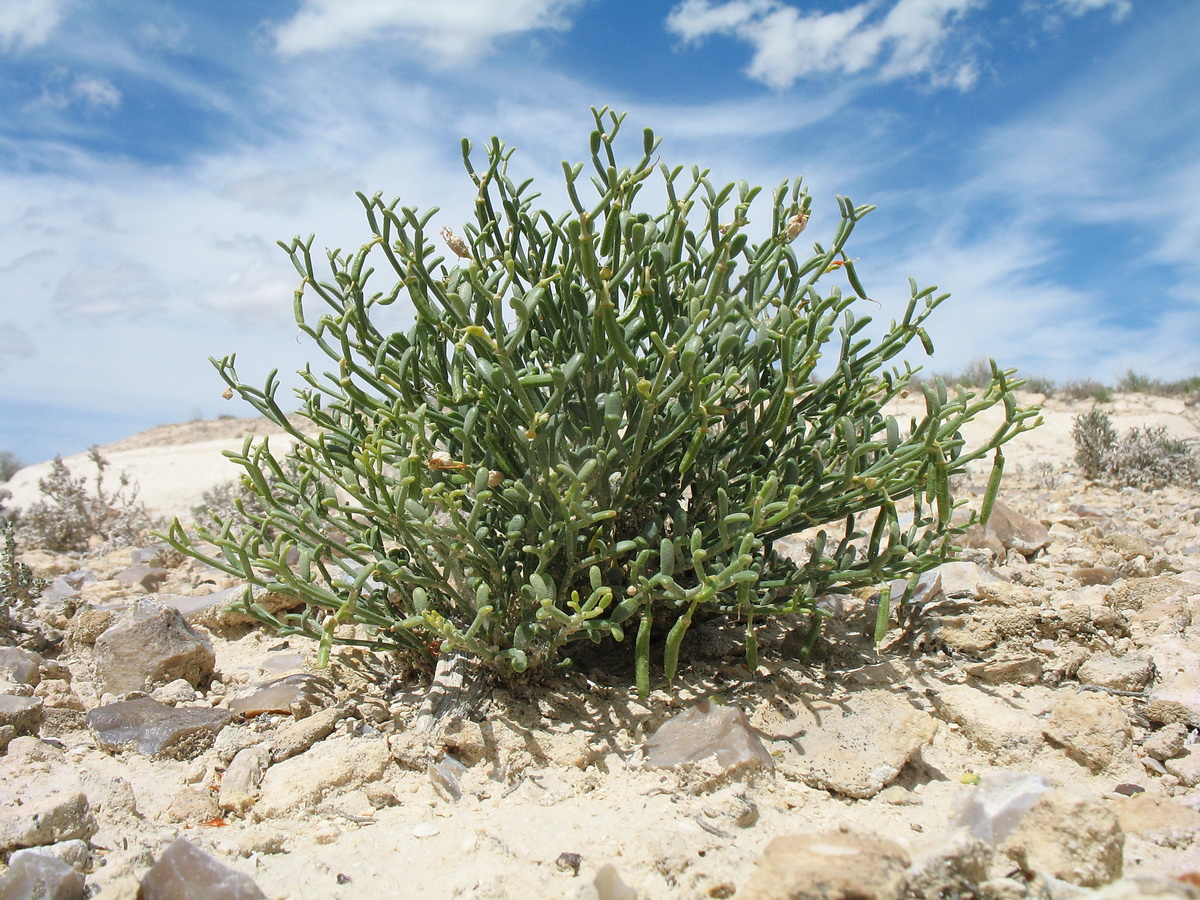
667;0;984;90
273;0;585;62
0;319;35;365
1052;0;1132;21
0;0;69;52
70;75;121;110
52;260;165;317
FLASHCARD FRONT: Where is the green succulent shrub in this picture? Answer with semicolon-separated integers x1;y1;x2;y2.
165;109;1039;695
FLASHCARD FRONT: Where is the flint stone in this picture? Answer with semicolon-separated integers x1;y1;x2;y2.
9;840;92;875
86;698;231;759
230;674;332;720
642;699;772;772
738;831;910;900
1073;566;1122;586
114;566;170;592
38;578;82;604
1043;691;1132;773
1078;653;1154;693
0;851;85;900
970;500;1051;557
218;747;270;814
935;561;1001;599
255;737;391;818
797;691;937;799
0;789;97;853
0;648;43;686
92;603;215;696
0;695;43;738
928;685;1042;764
137;837;267;900
1001;789;1124;887
954;772;1051;845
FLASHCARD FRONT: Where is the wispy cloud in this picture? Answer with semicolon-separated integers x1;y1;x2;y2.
666;0;985;90
273;0;586;62
666;0;1137;91
0;0;70;52
0;319;35;367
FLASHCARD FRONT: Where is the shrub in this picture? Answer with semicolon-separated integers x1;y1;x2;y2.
1060;379;1112;403
1073;409;1200;489
1;522;47;645
1116;370;1160;394
164;109;1039;695
20;448;154;552
0;451;20;483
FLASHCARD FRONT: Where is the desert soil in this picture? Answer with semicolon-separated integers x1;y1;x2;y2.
2;391;1200;899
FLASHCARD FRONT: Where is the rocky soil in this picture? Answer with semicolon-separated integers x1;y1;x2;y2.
2;393;1200;899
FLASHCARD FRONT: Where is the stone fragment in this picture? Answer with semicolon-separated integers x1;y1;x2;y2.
0;647;43;686
1043;691;1132;773
0;789;97;853
642;699;772;772
0;695;43;738
86;697;231;759
8;840;92;875
65;607;116;648
954;772;1051;845
150;679;197;704
977;500;1051;557
591;864;637;900
1143;723;1188;761
137;837;267;900
218;747;270;814
0;851;86;900
157;788;220;825
1115;792;1200;836
269;704;348;763
39;577;82;604
738;831;910;900
229;674;332;719
934;561;1001;599
928;685;1042;764
905;829;993;900
1163;748;1200;787
92;602;215;696
1001;789;1124;887
1078;654;1154;693
34;678;84;712
1102;531;1160;561
158;587;247;629
114;565;169;591
964;655;1042;686
1073;566;1122;586
255;738;391;818
130;543;179;568
1145;638;1200;726
796;691;937;798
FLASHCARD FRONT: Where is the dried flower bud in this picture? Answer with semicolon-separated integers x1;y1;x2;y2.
440;227;470;259
785;212;809;241
487;470;503;488
222;388;234;400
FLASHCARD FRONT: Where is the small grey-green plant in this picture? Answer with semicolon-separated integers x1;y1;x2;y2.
1;522;46;646
163;109;1039;696
1073;409;1200;489
0;451;20;483
20;448;154;552
1061;379;1112;403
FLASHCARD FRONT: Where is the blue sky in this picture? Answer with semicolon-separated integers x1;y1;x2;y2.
2;0;1197;465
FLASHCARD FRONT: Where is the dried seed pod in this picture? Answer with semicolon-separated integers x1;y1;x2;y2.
785;211;809;241
440;226;470;258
